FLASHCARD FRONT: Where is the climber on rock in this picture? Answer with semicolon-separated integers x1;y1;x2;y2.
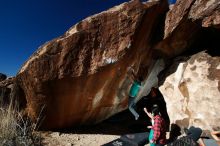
127;66;143;120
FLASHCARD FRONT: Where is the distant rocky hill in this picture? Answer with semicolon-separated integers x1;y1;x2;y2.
1;0;219;131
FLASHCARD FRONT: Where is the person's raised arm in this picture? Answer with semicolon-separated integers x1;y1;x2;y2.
211;131;220;141
127;67;137;82
198;138;206;146
143;107;153;119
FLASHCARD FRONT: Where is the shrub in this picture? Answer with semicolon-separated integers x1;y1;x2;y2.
0;101;42;146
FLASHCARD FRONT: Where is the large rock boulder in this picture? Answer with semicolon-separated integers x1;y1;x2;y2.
159;52;220;130
16;0;169;129
0;77;14;105
0;73;7;82
189;0;220;28
155;0;220;57
0;77;26;109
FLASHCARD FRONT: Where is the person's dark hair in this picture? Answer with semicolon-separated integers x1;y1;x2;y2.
137;76;143;82
186;126;202;142
151;104;160;116
150;87;157;97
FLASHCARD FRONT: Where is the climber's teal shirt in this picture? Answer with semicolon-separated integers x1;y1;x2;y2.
129;81;141;97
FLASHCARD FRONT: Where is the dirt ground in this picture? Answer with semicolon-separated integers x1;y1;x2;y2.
42;132;120;146
41;132;153;146
40;110;151;146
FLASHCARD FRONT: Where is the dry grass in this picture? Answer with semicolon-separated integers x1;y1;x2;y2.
0;100;42;146
0;105;16;144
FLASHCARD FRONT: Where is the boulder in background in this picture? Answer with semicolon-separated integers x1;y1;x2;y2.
159;52;220;130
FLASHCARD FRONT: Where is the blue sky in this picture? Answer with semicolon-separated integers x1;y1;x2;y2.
0;0;176;77
0;0;130;76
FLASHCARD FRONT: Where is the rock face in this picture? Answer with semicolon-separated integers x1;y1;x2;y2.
189;0;220;28
159;52;220;130
155;0;220;57
16;0;168;129
13;0;220;131
0;73;7;82
0;77;14;105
